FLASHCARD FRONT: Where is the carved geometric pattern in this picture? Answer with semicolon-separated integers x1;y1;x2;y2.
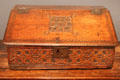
9;47;114;67
49;16;72;32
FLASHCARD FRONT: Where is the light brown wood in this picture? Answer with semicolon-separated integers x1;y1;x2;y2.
3;5;118;46
3;5;118;69
0;40;120;79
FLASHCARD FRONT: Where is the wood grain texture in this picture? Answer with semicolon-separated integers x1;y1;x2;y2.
1;5;119;79
0;40;120;79
3;5;118;46
2;5;118;70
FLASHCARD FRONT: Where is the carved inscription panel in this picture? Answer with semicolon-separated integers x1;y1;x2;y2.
49;16;72;32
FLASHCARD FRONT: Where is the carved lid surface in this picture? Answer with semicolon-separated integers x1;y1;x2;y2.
3;5;118;46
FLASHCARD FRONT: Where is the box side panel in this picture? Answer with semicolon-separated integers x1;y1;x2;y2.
106;10;118;43
7;46;115;69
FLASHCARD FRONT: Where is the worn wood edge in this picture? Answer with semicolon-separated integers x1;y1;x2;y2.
9;64;112;70
0;76;120;79
3;42;118;46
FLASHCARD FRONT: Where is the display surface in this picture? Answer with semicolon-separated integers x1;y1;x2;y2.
3;5;118;69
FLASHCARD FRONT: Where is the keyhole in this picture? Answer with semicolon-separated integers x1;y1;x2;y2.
56;49;60;53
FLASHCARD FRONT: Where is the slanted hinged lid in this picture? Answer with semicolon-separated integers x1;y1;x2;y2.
3;5;118;46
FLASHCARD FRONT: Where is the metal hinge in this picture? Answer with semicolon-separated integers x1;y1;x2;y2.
16;7;30;14
91;8;105;15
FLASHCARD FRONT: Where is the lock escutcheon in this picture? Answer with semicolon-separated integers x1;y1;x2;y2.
52;47;71;59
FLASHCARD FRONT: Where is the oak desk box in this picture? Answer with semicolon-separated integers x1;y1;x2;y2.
3;5;118;70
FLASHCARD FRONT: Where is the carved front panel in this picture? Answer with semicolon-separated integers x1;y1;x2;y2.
8;46;114;69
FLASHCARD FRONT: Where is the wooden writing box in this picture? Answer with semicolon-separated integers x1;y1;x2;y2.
3;5;118;69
